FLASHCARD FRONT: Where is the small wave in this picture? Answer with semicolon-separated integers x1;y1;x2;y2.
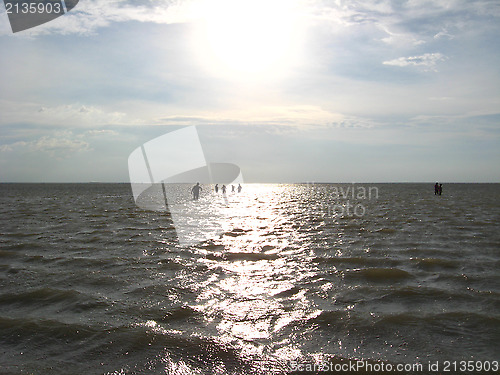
223;252;281;262
372;228;397;234
157;258;185;271
205;250;280;262
199;242;225;251
262;245;276;251
0;242;43;252
0;288;108;314
0;316;102;347
380;286;461;300
222;228;252;237
273;286;303;298
160;305;199;322
374;286;479;310
313;256;403;270
125;284;191;299
345;268;412;282
0;249;18;258
0;288;83;305
377;311;500;331
412;257;459;270
313;256;375;266
306;309;351;329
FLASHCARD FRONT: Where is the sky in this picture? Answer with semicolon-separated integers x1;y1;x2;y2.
0;0;499;183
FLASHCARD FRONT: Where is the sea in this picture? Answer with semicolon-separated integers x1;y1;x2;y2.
0;183;499;375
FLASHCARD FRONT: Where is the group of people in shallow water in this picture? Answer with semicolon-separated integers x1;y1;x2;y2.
191;182;242;200
434;182;443;195
214;183;242;194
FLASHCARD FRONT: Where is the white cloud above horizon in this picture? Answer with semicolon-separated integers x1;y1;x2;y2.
383;52;447;71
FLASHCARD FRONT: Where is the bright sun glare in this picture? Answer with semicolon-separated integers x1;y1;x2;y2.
193;0;304;80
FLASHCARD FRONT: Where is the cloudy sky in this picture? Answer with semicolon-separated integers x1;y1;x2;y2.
1;0;499;182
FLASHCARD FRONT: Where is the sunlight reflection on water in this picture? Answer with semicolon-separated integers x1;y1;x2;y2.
177;185;326;362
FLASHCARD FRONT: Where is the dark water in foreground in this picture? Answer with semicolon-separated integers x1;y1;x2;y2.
0;183;499;374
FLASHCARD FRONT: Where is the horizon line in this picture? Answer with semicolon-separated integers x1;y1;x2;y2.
1;181;499;184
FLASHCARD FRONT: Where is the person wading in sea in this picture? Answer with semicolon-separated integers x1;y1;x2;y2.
191;182;202;200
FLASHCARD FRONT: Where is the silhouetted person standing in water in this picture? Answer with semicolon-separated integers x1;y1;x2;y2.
191;182;202;200
231;185;235;193
435;182;439;195
237;184;242;193
215;184;219;193
221;185;227;194
438;184;443;196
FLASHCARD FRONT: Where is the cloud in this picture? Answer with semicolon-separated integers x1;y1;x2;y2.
34;134;90;154
86;129;119;136
154;105;344;128
0;141;28;153
2;0;498;39
1;131;90;157
328;116;378;129
434;28;454;40
0;102;130;127
383;53;446;71
0;0;200;36
308;0;500;50
379;26;425;46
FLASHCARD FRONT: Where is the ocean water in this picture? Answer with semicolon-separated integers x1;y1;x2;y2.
0;183;499;374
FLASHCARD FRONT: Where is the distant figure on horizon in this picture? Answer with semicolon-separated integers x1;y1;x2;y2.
215;184;219;193
191;182;202;200
231;185;235;193
439;184;443;196
221;184;227;194
237;184;242;193
435;182;439;195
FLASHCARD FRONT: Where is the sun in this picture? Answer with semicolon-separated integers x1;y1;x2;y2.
193;0;304;80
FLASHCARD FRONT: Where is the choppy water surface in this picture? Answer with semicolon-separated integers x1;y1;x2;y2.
1;183;499;374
